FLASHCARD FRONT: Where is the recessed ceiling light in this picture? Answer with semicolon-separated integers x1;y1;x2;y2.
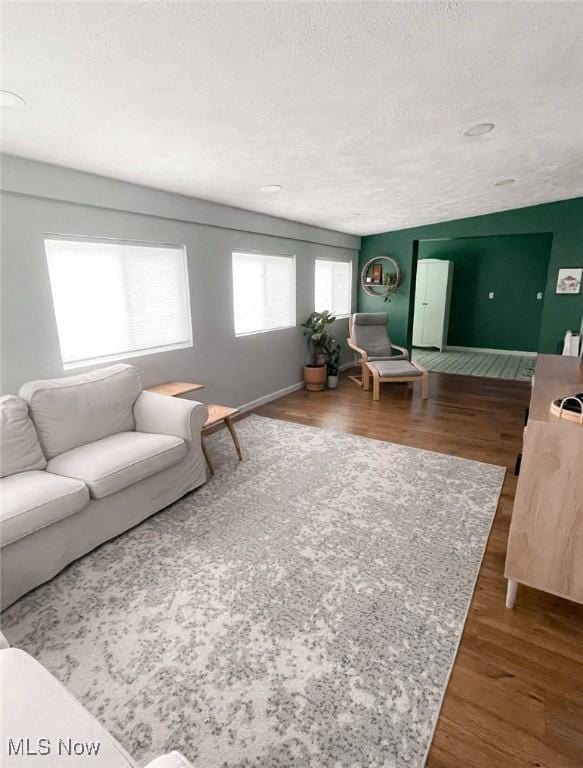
494;178;516;186
464;122;495;137
260;184;282;194
0;90;26;109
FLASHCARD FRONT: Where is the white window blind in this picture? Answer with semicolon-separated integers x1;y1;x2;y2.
44;237;193;369
232;251;296;336
315;259;352;317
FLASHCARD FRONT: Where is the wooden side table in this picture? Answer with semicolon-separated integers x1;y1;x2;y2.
202;405;242;475
145;381;242;476
146;381;204;397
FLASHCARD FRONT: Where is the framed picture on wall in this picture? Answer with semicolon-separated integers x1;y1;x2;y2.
556;267;582;294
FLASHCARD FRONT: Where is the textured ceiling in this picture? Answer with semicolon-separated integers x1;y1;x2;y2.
1;1;582;235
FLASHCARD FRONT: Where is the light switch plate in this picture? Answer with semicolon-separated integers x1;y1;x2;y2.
537;291;543;300
488;291;495;299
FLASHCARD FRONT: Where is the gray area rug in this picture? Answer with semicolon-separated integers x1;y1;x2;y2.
2;415;505;767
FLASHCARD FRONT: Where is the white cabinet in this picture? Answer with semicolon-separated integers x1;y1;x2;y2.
412;259;453;351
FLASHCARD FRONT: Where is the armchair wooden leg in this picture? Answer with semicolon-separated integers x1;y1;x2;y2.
372;370;380;401
363;361;370;391
411;361;429;400
421;371;429;400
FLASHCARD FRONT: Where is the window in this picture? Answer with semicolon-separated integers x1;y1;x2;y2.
45;236;193;369
315;259;352;317
232;251;296;336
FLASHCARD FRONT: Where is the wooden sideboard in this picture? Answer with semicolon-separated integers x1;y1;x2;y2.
505;354;583;608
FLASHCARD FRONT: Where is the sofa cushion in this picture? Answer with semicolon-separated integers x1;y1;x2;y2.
0;471;89;546
19;364;142;460
47;432;188;499
0;396;46;477
0;648;138;767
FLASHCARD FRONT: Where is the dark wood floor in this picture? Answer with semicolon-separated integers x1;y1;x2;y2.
254;370;583;768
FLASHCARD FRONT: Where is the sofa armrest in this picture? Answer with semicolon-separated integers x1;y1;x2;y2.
133;391;208;444
143;752;193;768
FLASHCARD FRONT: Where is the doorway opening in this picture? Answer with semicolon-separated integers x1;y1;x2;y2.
410;233;553;381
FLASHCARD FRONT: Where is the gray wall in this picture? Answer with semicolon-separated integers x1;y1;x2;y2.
0;156;360;406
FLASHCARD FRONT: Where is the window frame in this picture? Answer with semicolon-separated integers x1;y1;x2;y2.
44;233;193;370
232;249;297;337
314;257;353;319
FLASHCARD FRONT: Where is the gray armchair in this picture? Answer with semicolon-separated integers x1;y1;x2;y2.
347;312;409;386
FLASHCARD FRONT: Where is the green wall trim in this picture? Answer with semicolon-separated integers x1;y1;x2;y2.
358;198;583;354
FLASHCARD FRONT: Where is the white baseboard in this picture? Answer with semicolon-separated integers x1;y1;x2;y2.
237;361;357;414
238;381;305;414
445;345;537;357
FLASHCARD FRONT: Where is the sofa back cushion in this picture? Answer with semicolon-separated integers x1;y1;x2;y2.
0;395;47;477
19;364;142;459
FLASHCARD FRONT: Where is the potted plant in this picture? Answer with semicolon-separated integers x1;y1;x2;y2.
301;310;336;391
326;343;341;389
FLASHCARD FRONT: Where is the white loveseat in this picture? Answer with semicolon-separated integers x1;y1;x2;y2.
0;633;193;767
0;364;208;609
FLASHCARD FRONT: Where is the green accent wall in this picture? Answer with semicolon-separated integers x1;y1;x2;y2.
359;197;583;354
418;234;552;352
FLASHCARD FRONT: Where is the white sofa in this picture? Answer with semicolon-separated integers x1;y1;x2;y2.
0;632;193;767
0;364;208;609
